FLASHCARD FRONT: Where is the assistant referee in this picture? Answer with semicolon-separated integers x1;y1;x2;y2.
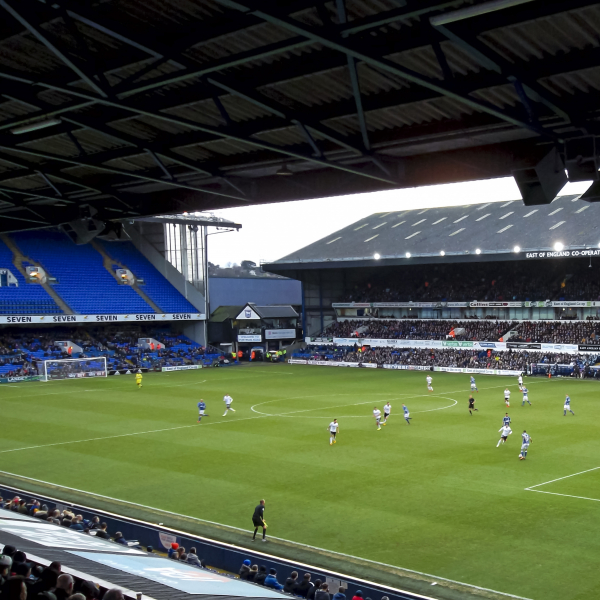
251;499;267;542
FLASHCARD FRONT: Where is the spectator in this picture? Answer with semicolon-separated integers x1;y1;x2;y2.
176;547;185;560
247;565;259;582
53;574;74;600
29;567;58;597
351;591;363;600
239;559;252;580
167;543;179;559
315;583;331;600
102;590;124;600
254;566;268;586
283;571;299;594
307;579;322;600
113;532;128;546
179;553;188;562
295;573;314;598
2;546;16;558
94;524;109;540
79;580;98;600
186;548;202;567
70;516;84;531
3;578;26;600
67;595;86;600
333;587;346;600
264;569;283;591
0;554;11;587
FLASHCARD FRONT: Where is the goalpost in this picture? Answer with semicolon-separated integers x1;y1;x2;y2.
41;357;108;382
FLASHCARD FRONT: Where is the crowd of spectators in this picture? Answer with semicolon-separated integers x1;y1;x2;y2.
343;261;600;303
0;327;220;376
511;321;600;344
323;319;514;341
303;345;595;373
237;561;382;600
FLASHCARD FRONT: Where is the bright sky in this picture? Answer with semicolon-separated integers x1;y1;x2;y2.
206;177;591;267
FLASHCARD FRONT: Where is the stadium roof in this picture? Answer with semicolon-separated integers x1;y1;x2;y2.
0;1;600;233
265;194;600;270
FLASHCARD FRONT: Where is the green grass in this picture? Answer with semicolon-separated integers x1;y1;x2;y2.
1;364;599;600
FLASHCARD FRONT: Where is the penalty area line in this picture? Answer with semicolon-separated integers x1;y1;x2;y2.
0;469;533;600
525;466;600;503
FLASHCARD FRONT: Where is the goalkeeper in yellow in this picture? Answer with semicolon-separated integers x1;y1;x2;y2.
135;371;143;388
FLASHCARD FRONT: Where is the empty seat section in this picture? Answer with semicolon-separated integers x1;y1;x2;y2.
99;240;197;313
0;238;62;314
12;231;154;314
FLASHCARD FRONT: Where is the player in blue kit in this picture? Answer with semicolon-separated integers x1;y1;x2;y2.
564;394;575;416
521;387;531;406
402;404;411;424
503;413;511;426
197;400;208;422
519;431;531;460
470;376;478;392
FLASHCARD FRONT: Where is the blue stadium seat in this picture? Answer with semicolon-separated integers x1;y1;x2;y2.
98;240;197;313
0;238;62;315
12;232;154;315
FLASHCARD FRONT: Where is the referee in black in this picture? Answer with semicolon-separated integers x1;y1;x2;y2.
252;499;267;542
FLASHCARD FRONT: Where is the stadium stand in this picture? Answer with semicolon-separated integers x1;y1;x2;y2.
296;345;599;376
0;237;62;316
323;319;516;341
97;240;197;314
320;318;600;344
0;327;230;374
5;231;198;315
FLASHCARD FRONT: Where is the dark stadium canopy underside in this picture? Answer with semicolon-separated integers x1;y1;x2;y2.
266;194;600;269
0;0;600;233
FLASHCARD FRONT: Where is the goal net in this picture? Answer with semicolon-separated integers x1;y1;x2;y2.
41;357;108;382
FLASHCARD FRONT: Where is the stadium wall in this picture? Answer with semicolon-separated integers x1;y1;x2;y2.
209;277;301;310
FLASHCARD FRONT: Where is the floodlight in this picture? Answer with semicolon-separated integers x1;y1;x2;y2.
554;242;564;251
405;252;411;258
373;253;381;260
514;245;521;253
475;248;481;255
440;251;445;256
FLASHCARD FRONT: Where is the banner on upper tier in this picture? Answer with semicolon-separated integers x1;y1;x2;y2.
0;313;205;324
161;365;202;372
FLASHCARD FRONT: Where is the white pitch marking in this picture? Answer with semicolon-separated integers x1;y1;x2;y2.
525;466;600;489
0;415;266;455
525;466;600;503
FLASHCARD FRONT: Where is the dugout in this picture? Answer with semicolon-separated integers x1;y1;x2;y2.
263;195;600;335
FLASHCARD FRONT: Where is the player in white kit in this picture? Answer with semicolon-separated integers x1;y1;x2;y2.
518;374;524;391
373;407;382;430
222;394;236;416
426;375;433;391
497;424;513;447
328;419;339;445
504;388;511;407
383;402;391;425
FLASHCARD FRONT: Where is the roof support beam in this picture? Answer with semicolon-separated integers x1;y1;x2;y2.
0;0;108;98
210;0;561;142
431;22;583;131
336;0;370;152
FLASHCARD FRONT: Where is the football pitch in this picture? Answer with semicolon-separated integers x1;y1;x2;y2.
1;364;599;600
